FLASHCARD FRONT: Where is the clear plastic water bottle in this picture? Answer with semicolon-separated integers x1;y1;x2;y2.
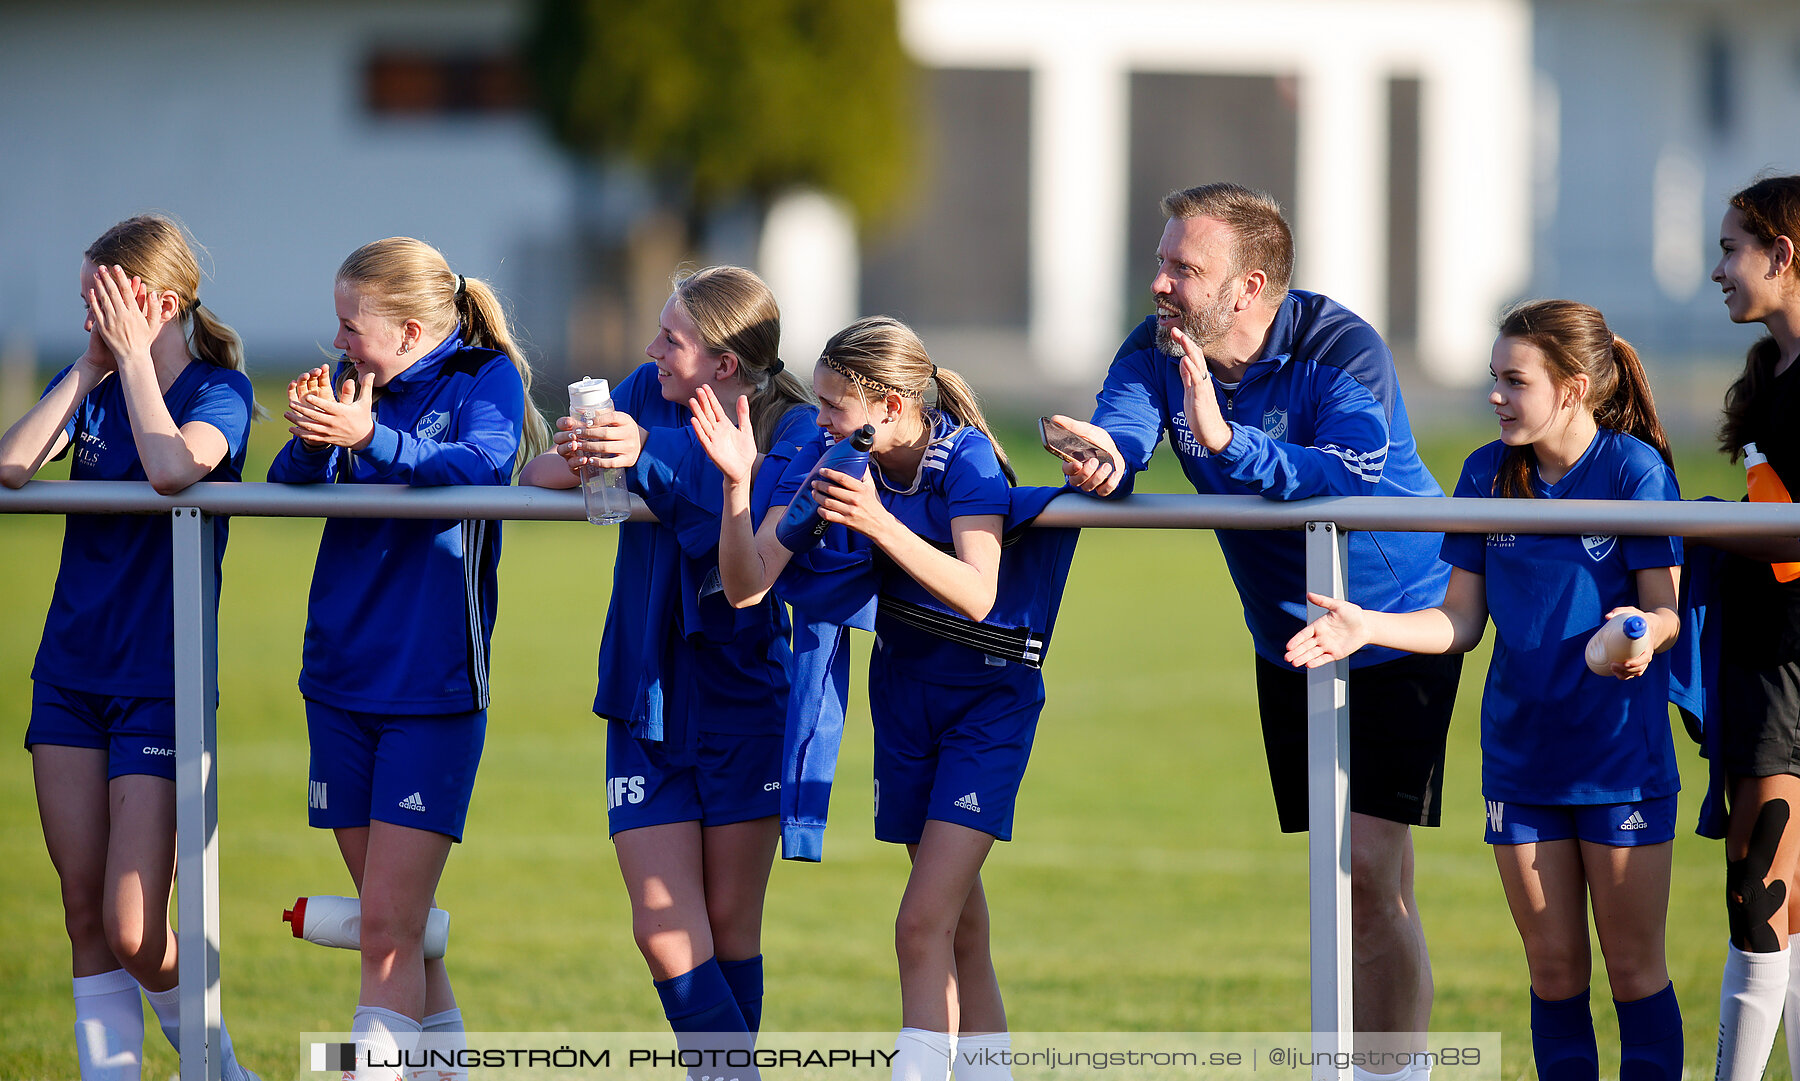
568;377;630;525
283;895;451;959
776;425;876;552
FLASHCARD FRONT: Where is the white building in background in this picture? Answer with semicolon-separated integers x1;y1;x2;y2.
1;0;1797;397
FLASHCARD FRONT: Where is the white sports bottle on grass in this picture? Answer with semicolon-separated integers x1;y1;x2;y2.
284;895;451;959
1584;612;1650;676
568;377;630;525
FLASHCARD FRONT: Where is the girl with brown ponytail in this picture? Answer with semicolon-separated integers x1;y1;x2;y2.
1288;300;1685;1081
693;315;1040;1081
269;237;548;1079
0;215;259;1080
1705;175;1800;1081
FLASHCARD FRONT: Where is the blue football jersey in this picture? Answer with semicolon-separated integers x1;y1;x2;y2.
1440;429;1682;804
33;361;253;696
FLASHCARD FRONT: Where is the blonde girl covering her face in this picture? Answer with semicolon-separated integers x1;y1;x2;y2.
0;215;259;1081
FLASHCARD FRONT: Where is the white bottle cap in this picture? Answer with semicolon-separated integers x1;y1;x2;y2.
569;377;612;409
1746;442;1769;468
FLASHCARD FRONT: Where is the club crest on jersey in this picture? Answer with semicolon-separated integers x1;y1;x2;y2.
416;410;450;440
1170;410;1208;459
1261;407;1289;441
1581;535;1616;562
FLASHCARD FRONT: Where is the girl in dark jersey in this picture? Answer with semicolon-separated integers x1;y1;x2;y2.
1706;176;1800;1081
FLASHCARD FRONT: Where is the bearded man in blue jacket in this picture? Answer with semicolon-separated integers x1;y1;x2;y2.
1059;183;1459;1060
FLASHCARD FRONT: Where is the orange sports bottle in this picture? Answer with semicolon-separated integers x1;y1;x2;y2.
1744;442;1800;583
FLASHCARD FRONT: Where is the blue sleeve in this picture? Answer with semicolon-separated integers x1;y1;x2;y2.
1622;453;1684;571
944;434;1012;517
1211;366;1391;499
1088;320;1168;498
771;434;829;509
358;361;522;487
1439;461;1487;574
267;438;342;482
753;404;820;521
175;371;252;463
630;426;730;558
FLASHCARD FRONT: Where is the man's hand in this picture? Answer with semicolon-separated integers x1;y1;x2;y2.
1051;415;1126;496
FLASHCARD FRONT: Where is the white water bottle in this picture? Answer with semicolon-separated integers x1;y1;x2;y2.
1584;612;1651;676
568;377;630;525
283;895;451;959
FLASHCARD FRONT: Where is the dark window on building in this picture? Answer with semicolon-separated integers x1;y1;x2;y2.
1126;73;1299;333
365;51;527;116
859;68;1031;328
1703;29;1734;137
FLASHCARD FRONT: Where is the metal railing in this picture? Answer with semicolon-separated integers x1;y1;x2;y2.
4;479;1797;1081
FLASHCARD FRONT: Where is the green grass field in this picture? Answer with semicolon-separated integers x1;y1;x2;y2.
0;402;1771;1080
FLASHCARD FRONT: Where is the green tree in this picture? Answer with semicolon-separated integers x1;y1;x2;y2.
524;0;917;375
528;0;913;224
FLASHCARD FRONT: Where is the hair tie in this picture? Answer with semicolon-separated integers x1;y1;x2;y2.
770;358;784;375
190;298;202;313
930;364;939;380
454;274;467;298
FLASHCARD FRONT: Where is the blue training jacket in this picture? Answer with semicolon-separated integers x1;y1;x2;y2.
267;334;523;714
591;362;814;743
1092;291;1450;666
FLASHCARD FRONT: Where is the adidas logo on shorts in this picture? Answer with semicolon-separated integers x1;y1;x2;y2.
953;792;981;813
1619;809;1647;831
399;792;427;813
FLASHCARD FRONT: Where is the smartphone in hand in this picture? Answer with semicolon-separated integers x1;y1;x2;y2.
1039;416;1105;465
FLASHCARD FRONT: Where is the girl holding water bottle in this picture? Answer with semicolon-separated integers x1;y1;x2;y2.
521;266;813;1054
693;315;1049;1081
1285;300;1683;1081
268;237;548;1080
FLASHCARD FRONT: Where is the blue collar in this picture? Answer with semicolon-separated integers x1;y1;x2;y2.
384;333;465;394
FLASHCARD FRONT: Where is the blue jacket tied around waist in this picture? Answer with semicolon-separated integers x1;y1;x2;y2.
775;484;1081;861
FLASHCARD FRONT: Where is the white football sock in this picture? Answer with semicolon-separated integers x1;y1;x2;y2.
413;1009;467;1081
1718;942;1788;1081
894;1028;953;1081
72;970;143;1081
140;982;254;1081
352;1005;421;1081
951;1031;1011;1081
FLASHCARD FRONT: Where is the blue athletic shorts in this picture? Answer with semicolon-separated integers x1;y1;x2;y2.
305;702;486;841
26;683;177;781
869;657;1044;845
1483;793;1678;847
604;719;783;835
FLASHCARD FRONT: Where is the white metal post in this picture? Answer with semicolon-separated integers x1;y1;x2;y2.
1305;521;1352;1079
172;508;222;1081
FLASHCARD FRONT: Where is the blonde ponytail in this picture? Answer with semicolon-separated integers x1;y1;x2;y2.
818;316;1015;484
337;238;551;474
86;215;265;418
